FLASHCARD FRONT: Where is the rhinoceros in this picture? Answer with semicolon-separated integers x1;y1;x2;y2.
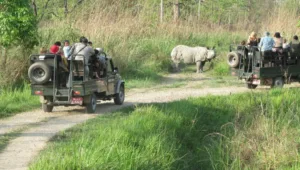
170;45;216;73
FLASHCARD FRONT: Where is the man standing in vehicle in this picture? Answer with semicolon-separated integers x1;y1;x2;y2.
259;32;274;56
69;36;95;81
290;35;300;57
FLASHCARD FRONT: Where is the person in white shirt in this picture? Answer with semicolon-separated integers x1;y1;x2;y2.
63;40;71;59
283;39;290;50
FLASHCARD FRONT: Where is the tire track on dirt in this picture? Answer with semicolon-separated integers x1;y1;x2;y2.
0;86;250;170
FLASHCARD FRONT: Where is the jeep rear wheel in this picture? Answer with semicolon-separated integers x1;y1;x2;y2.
42;103;53;112
114;85;125;105
28;62;52;84
271;77;284;88
246;83;257;89
85;93;97;113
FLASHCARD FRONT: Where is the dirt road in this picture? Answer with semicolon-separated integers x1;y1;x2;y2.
0;73;251;170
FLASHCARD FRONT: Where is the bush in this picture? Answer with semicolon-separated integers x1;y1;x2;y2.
0;84;39;118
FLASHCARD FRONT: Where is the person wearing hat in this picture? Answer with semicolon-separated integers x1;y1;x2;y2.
68;36;95;81
259;31;274;56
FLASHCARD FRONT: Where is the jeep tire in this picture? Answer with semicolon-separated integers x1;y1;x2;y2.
28;62;52;84
85;93;97;113
246;83;258;89
227;52;240;68
114;85;125;105
271;77;284;88
42;103;54;112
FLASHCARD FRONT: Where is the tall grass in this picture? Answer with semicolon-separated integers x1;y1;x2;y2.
38;22;245;80
30;88;300;169
3;0;300;87
0;84;39;118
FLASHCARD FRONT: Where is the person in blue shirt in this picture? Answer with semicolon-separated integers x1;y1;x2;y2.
259;32;275;56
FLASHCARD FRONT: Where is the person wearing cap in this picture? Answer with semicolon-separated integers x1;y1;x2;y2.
68;36;95;81
259;32;274;56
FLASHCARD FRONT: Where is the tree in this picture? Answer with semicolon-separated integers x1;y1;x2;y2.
173;0;180;22
0;0;38;68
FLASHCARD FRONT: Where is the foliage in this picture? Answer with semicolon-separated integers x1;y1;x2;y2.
0;0;38;47
30;88;300;169
0;84;39;118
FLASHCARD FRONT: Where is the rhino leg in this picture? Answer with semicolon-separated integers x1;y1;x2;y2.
200;61;206;72
196;62;201;73
172;62;180;72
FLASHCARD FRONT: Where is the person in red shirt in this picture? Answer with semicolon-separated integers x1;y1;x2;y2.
49;42;62;54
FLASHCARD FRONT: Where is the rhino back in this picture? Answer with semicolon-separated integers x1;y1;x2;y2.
194;47;208;62
171;45;208;63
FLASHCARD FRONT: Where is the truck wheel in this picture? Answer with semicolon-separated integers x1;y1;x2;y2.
42;103;53;112
28;62;52;84
85;93;97;113
271;77;284;88
114;85;125;105
247;83;257;89
227;52;239;68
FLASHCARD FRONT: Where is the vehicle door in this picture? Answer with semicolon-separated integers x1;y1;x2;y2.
106;59;116;95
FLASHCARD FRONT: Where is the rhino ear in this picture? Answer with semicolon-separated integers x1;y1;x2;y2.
206;46;210;50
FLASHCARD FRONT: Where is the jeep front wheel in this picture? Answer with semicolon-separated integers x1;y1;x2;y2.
114;85;125;105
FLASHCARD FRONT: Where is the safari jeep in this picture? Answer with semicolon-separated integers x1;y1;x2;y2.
227;45;300;89
28;53;125;113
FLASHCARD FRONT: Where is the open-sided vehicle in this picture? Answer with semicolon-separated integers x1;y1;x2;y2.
28;53;125;113
227;45;300;89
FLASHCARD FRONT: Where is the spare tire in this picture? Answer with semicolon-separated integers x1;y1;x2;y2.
227;52;240;68
28;62;52;84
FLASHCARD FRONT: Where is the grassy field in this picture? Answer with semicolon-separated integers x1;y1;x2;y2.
0;84;40;118
30;88;300;170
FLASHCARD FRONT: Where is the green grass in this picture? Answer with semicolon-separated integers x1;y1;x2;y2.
30;88;300;170
0;84;40;118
